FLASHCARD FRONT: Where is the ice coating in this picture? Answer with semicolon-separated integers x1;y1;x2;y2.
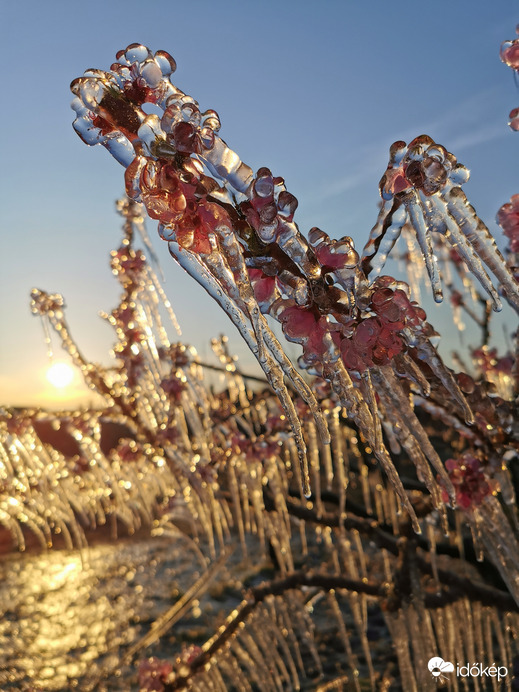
8;56;519;684
500;28;519;130
70;44;519;517
497;194;519;284
362;135;519;313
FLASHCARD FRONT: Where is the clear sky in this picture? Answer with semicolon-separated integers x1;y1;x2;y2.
1;0;518;409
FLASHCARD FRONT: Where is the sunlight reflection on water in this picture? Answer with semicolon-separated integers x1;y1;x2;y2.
0;538;203;691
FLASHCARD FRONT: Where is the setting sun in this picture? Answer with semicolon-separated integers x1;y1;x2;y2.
46;361;74;389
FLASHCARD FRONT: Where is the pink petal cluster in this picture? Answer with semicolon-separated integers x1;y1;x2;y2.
115;439;143;462
160;375;186;403
232;432;280;462
472;347;514;376
500;31;519;131
276;304;340;367
111;247;147;278
497;194;519;253
341;316;404;372
340;282;426;373
500;35;519;70
126;156;231;254
247;269;280;311
441;455;492;510
138;656;173;692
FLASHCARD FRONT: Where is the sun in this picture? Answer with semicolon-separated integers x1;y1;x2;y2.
46;361;74;389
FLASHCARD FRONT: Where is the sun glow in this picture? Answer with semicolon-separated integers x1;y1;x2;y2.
46;361;74;389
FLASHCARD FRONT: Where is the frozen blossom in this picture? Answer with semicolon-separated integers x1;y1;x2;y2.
69;44;519;513
58;38;519;690
500;25;519;130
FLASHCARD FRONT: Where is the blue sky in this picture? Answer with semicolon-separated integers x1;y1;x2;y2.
1;1;518;408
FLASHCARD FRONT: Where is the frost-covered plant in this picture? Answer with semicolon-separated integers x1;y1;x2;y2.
1;27;518;692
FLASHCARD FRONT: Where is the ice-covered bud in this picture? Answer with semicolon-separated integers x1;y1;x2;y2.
500;38;519;70
500;31;519;132
509;106;519;131
309;229;359;271
277;191;298;220
248;268;280;310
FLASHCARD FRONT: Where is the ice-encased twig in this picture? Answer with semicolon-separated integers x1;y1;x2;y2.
362;136;519;313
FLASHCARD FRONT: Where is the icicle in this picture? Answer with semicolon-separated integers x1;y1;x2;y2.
393;353;431;397
284;591;322;679
227;458;247;556
383;610;418;692
405;605;437;691
258;324;330;445
460;599;482;691
471;601;486;666
275;598;306;679
483;609;495;683
469;495;519;607
361;198;408;277
446;603;468;679
358;459;373;517
445;185;519;313
256;606;294;690
403;190;443;302
321;412;335;491
169;242;312;496
326;592;361;692
413;395;477;443
374;366;456;503
425;192;502;310
236;460;253;536
364;425;421;532
324;360;374;440
239;627;278;691
265;600;301;690
217;653;253;692
306;419;323;518
425;520;441;594
341;575;376;686
232;639;267;690
374;486;385;525
328;407;346;525
359;370;384;456
385;403;445;516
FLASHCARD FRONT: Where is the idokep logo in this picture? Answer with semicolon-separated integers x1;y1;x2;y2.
428;657;508;684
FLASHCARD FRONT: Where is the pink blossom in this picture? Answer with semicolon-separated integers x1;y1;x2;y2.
500;39;519;70
138;656;173;692
497;195;519;252
161;376;186;402
115;439;142;462
441;455;492;510
248;269;280;309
